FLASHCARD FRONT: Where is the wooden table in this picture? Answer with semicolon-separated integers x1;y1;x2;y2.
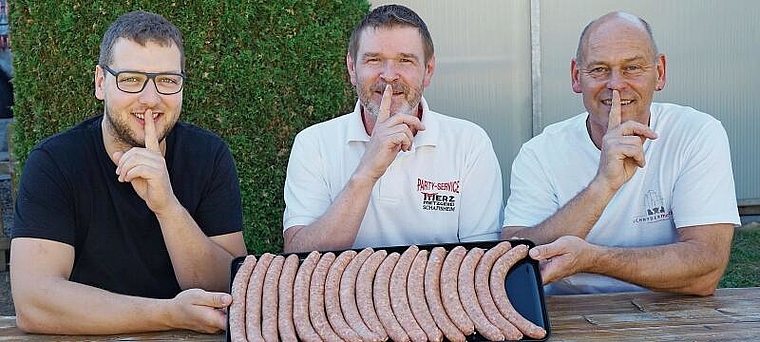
1;287;758;341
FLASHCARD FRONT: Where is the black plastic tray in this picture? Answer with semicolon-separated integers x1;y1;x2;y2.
227;239;550;341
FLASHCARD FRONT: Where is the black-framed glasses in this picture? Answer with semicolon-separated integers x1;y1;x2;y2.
101;65;185;95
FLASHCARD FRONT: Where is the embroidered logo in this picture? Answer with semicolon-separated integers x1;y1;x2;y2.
417;178;459;212
632;190;672;224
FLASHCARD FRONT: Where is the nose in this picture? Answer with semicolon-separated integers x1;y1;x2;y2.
138;79;161;105
606;69;626;91
379;61;398;83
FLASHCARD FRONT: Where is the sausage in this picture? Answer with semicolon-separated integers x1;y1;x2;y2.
310;252;342;341
440;246;475;335
390;245;427;342
230;255;256;342
340;248;383;342
475;242;522;340
293;251;322;342
459;247;504;341
262;255;284;342
326;250;362;342
490;244;547;339
374;252;409;342
357;250;389;341
246;253;274;342
408;249;443;342
425;247;466;342
278;254;300;342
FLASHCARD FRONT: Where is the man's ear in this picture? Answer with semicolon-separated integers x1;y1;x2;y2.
655;53;667;91
422;55;435;88
571;59;582;94
94;65;106;100
346;52;357;86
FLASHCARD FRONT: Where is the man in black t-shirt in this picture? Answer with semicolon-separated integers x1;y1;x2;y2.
10;11;246;334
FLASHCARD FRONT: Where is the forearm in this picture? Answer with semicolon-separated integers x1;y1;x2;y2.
14;277;173;334
588;229;732;295
156;203;238;291
505;179;616;244
283;174;375;253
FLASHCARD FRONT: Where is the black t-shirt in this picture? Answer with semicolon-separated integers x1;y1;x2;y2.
13;115;243;299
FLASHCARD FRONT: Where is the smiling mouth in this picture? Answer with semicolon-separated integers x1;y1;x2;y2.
134;112;159;120
602;99;633;106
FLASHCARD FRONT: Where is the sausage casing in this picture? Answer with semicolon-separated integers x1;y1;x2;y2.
374;252;409;342
326;250;362;342
340;248;383;342
230;255;256;342
490;244;547;339
475;242;522;340
440;246;475;335
459;248;504;341
278;254;300;342
425;247;466;342
358;250;389;340
246;253;274;342
293;251;322;342
408;249;443;342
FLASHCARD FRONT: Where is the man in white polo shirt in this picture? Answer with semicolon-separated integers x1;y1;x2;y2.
282;4;502;252
502;12;740;295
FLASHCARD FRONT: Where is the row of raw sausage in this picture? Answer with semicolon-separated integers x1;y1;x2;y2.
229;241;547;341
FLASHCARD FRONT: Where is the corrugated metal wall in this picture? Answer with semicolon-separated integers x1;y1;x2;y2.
371;0;759;203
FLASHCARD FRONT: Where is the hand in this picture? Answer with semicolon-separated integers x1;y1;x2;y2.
355;85;426;182
595;90;658;191
528;235;596;285
169;288;232;334
113;109;177;214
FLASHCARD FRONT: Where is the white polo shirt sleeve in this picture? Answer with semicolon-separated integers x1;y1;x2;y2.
670;116;740;228
503;137;561;228
282;127;332;232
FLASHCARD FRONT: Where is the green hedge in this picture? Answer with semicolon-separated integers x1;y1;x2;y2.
10;0;370;253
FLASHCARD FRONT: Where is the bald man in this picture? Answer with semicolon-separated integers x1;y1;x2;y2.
502;12;739;295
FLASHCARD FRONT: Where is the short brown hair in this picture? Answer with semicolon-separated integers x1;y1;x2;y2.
348;5;434;64
98;11;185;71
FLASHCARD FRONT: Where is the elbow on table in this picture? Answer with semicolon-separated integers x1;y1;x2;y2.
687;280;719;297
14;308;52;334
677;273;721;297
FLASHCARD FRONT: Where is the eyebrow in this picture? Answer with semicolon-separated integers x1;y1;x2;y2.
585;55;650;66
361;52;420;61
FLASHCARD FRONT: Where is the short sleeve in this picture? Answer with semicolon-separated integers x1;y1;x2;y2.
13;148;77;244
503;143;560;228
671;120;740;227
192;141;244;237
282;130;333;232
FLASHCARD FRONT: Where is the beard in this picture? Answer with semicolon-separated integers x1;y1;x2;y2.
103;105;175;149
358;80;423;119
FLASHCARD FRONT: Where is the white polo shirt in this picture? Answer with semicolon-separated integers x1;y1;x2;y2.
504;103;740;294
284;98;503;248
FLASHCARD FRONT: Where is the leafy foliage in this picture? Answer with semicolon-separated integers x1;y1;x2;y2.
10;0;370;253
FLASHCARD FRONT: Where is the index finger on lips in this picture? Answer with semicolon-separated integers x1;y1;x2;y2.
144;109;160;153
377;84;393;124
608;90;622;130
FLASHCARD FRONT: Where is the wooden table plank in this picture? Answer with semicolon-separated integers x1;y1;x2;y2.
546;287;760;341
2;287;758;341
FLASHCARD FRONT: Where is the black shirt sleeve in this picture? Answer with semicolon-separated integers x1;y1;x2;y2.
13;146;77;244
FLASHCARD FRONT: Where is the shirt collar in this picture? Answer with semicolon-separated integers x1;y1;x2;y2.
346;96;440;149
